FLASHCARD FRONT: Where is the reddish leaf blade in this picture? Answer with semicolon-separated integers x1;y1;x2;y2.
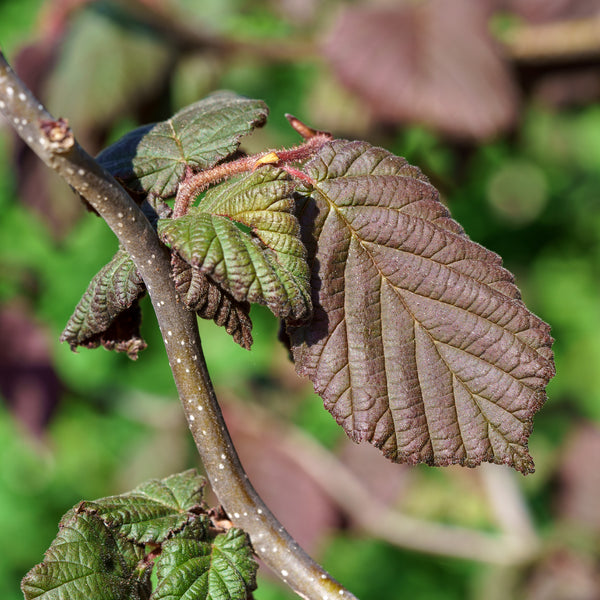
288;140;555;474
171;255;253;350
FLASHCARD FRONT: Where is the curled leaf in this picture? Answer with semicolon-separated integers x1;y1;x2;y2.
158;167;311;321
60;247;146;359
172;255;253;350
97;92;269;197
288;140;555;474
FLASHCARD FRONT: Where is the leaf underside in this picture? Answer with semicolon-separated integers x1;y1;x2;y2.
158;167;312;322
60;247;146;359
288;140;555;474
96;92;269;197
172;255;253;350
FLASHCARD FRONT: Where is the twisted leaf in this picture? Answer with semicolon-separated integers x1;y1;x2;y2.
158;167;311;321
97;92;268;197
21;511;150;600
172;256;253;350
153;528;257;600
60;247;146;359
84;470;206;544
288;140;555;474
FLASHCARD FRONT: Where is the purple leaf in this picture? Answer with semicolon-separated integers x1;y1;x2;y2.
324;0;518;140
288;140;555;474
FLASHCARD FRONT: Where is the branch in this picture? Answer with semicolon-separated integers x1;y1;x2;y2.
501;16;600;64
0;51;358;600
121;0;316;61
231;402;541;566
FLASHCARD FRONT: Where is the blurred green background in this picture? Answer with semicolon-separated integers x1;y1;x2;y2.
1;1;599;599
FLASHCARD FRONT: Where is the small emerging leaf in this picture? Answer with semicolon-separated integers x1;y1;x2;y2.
154;528;257;600
97;92;269;197
288;140;555;474
172;255;253;349
158;167;311;321
86;469;206;544
60;247;146;359
21;511;150;600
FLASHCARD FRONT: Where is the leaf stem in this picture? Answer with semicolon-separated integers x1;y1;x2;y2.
172;131;331;217
0;51;357;600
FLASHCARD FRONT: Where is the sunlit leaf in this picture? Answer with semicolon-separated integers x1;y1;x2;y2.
153;527;257;600
84;470;206;544
97;92;268;197
324;0;518;139
60;247;146;359
288;140;555;474
172;256;253;350
158;167;311;321
21;511;150;600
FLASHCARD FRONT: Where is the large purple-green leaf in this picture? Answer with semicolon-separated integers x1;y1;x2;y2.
288;140;555;474
158;167;311;321
97;92;268;197
60;247;146;359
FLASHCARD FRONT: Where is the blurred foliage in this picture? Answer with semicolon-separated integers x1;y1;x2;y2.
1;1;600;600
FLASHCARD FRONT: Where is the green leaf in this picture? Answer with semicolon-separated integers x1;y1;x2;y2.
172;255;253;350
86;470;206;544
158;167;311;321
21;511;151;600
97;92;269;197
60;246;146;359
288;140;555;474
153;528;257;600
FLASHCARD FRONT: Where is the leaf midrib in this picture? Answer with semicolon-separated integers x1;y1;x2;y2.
313;185;540;453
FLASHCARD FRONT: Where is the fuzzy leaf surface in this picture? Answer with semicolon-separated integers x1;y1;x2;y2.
158;167;311;320
97;92;268;197
85;470;206;544
21;511;150;600
172;256;253;349
288;140;555;474
153;528;257;600
60;247;146;359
